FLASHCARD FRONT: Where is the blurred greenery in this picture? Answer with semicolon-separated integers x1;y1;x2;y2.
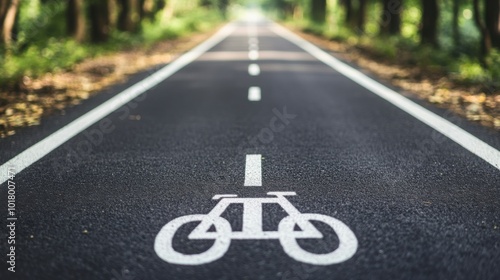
1;0;500;89
0;0;227;87
261;0;500;89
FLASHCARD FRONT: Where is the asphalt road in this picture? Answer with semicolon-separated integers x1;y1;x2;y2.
1;18;500;280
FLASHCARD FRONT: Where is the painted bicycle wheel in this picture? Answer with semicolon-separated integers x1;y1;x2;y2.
154;214;232;265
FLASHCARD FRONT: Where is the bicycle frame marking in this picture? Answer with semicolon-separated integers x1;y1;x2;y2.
154;192;358;266
190;192;322;240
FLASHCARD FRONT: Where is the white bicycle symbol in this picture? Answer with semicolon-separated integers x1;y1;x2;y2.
154;192;358;266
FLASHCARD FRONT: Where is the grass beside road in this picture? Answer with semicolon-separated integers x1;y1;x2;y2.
0;8;224;138
0;8;223;88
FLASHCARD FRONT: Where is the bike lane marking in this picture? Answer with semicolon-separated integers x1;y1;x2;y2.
244;154;262;186
248;87;261;102
0;23;237;185
154;192;358;266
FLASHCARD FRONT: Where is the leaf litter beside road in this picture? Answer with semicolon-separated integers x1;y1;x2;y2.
0;27;221;138
287;26;500;131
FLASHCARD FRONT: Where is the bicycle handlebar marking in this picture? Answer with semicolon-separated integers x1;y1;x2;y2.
154;192;358;266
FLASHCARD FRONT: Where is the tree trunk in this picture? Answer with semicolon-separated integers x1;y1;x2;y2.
485;0;500;48
2;0;19;47
140;0;155;21
89;0;111;42
283;3;294;19
474;0;492;56
218;0;229;18
118;0;139;32
356;0;367;32
342;0;354;26
0;0;9;34
420;0;439;47
380;0;402;35
311;0;327;24
451;0;460;47
67;0;86;42
108;0;118;28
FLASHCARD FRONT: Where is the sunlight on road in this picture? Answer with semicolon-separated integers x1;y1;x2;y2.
243;8;265;22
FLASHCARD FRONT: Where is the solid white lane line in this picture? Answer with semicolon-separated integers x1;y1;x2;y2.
244;154;262;187
0;24;237;185
271;23;500;171
249;50;259;60
248;64;260;76
248;87;261;101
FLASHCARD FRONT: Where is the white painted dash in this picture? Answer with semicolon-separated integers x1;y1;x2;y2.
244;154;262;187
248;38;259;45
248;87;261;101
248;64;260;76
0;23;237;185
249;50;259;60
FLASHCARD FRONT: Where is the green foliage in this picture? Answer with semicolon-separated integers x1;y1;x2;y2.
142;7;223;43
414;46;454;68
400;4;421;43
485;50;500;84
0;40;89;87
0;6;223;87
455;57;489;83
17;0;67;48
368;37;399;59
275;0;499;87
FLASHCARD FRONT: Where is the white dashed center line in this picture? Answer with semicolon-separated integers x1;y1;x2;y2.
248;38;259;45
244;154;262;187
249;50;259;60
249;44;259;51
248;28;257;37
248;87;261;101
248;64;260;76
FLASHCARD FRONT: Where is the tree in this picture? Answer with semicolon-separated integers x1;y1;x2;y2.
340;0;367;32
420;0;439;47
311;0;327;24
0;0;9;35
89;0;111;42
118;0;140;33
451;0;461;47
484;0;500;49
273;0;295;19
341;0;354;26
356;0;367;32
140;0;159;21
380;0;402;35
1;0;19;47
67;0;86;42
473;0;492;56
220;0;230;18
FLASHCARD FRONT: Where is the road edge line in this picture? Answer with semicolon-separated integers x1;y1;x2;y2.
271;23;500;171
0;24;236;185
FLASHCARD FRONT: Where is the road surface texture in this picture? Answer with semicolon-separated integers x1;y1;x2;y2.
1;18;500;280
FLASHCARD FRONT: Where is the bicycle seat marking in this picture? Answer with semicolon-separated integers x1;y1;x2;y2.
154;192;358;266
